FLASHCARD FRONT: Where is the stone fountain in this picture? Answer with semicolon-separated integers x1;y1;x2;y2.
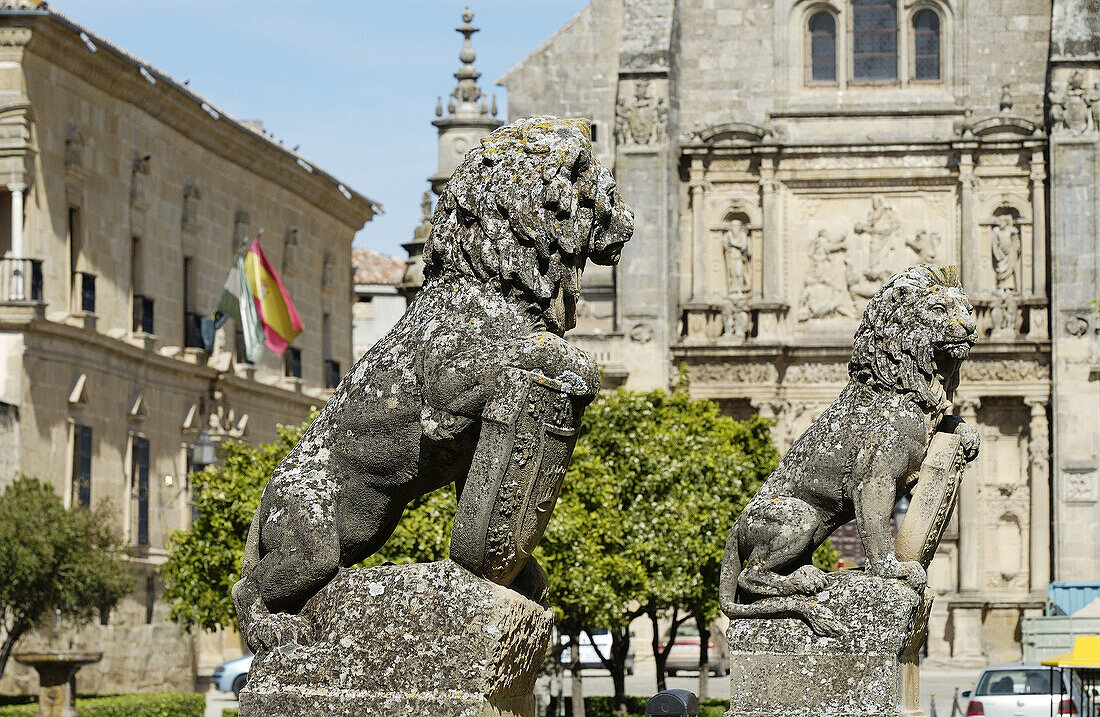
13;650;102;717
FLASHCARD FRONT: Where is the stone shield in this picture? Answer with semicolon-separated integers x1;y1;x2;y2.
450;367;580;585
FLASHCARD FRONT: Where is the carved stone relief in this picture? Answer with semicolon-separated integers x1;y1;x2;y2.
989;294;1021;339
961;359;1050;382
1049;70;1100;135
721;302;752;343
206;386;249;439
791;194;953;324
797;229;854;321
784;362;849;383
688;361;777;385
615;79;668;146
1064;466;1098;503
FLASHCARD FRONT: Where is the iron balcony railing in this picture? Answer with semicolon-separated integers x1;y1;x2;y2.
0;257;43;303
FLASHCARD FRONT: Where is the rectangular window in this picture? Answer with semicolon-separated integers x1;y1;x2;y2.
809;12;837;83
852;0;898;84
132;436;150;546
234;328;254;365
324;359;341;389
284;346;302;379
72;424;92;507
182;257;204;348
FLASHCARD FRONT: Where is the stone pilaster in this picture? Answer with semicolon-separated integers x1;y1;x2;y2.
1026;397;1051;591
955;398;981;593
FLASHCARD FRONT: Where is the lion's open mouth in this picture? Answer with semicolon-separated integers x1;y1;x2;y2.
937;340;972;360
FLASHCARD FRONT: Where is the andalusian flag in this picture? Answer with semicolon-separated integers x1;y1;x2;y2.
211;239;302;360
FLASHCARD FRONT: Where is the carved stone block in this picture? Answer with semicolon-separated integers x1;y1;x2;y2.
239;560;553;717
726;571;930;717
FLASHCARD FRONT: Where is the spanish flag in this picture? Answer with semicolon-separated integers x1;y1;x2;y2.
211;239;302;358
241;239;303;354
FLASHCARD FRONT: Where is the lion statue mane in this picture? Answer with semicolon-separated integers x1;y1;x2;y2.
233;117;633;653
719;264;980;636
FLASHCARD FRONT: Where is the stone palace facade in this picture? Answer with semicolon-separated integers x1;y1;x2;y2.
499;0;1100;665
0;2;377;693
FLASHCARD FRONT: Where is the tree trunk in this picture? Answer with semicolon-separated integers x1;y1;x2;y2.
696;615;710;700
568;630;585;717
0;621;26;682
649;609;668;693
609;628;630;713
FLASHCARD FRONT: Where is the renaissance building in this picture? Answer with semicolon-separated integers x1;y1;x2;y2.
0;1;377;693
497;0;1100;665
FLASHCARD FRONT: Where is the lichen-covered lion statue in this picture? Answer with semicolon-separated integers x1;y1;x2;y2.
234;117;633;652
719;265;980;636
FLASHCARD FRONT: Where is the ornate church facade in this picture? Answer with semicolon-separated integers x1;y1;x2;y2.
497;0;1100;665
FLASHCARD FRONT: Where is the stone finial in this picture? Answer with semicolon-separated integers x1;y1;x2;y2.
1000;84;1013;112
444;7;487;119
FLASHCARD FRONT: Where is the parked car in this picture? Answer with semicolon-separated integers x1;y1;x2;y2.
659;622;729;676
559;629;635;675
213;654;253;700
963;664;1090;716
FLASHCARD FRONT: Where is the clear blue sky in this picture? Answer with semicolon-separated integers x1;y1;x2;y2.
50;1;589;257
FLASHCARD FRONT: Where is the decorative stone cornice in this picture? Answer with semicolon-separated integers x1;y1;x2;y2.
4;12;380;230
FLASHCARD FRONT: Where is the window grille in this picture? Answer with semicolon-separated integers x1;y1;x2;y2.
852;0;898;83
809;12;837;83
913;9;940;81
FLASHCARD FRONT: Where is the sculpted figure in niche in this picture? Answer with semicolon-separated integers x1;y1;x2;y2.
233;117;634;652
721;265;980;635
853;195;901;275
991;214;1021;292
722;218;752;296
797;229;854;322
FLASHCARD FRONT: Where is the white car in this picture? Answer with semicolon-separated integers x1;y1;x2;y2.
963;664;1090;716
559;629;635;675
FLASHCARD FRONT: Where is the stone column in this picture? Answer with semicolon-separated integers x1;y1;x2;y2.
1029;151;1047;296
689;156;706;300
7;182;25;300
759;155;779;300
958;151;978;292
1026;397;1051;591
956;398;981;592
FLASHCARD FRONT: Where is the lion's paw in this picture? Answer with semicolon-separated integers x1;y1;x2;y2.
874;558;927;593
788;564;829;595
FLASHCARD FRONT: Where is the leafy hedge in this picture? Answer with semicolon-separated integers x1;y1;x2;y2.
547;696;728;716
222;711;239;717
0;693;203;717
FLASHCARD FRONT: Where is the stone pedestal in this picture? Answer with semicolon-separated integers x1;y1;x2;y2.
240;560;553;717
726;571;931;717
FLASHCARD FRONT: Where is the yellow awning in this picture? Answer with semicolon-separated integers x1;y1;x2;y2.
1042;636;1100;669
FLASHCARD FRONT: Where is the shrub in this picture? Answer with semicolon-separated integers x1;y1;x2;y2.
222;710;239;717
0;693;203;717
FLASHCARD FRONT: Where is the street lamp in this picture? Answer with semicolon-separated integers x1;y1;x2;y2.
190;430;217;471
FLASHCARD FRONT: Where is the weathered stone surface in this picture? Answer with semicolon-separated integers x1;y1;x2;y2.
240;560;553;717
726;571;930;717
232;116;633;656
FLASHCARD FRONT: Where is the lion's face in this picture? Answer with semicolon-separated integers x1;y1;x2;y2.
422;117;634;335
849;265;977;411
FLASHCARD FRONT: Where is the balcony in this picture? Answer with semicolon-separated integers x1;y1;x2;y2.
0;257;43;304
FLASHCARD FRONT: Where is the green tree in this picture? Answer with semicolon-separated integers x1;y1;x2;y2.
538;385;777;711
162;412;457;632
0;477;134;679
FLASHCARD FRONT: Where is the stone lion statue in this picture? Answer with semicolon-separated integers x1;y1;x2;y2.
234;117;633;652
719;265;980;636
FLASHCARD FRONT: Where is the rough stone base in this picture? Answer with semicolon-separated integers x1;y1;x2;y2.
239;560;553;717
726;571;931;717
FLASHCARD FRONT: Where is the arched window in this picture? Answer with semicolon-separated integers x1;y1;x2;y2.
852;0;898;84
809;12;837;83
912;9;941;81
